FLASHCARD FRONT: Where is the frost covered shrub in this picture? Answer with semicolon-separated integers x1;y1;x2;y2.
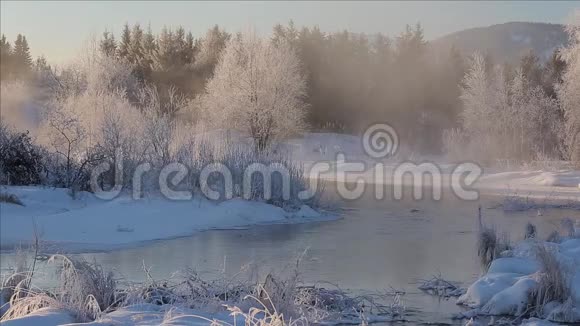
0;123;43;185
180;135;313;209
2;255;118;323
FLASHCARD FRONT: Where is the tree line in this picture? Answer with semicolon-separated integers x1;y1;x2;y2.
1;19;578;163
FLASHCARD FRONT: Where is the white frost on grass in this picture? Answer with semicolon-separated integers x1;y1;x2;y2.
0;186;328;252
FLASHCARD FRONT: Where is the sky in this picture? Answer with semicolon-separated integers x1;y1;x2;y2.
1;1;578;65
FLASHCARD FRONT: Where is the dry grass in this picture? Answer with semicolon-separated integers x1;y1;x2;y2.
545;230;562;243
531;245;571;316
1;255;117;322
524;222;537;240
561;218;577;238
477;226;512;272
418;274;466;298
1;252;403;324
476;206;512;272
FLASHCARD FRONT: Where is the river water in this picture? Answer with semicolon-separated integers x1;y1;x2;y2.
1;186;577;324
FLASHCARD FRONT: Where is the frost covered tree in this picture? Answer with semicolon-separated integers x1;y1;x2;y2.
82;40;138;96
193;25;230;76
201;31;308;152
43;95;91;189
457;53;560;161
558;12;580;163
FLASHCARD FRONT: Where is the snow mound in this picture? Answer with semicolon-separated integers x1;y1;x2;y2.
0;308;74;326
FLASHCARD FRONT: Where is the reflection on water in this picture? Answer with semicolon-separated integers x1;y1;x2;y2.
1;186;576;324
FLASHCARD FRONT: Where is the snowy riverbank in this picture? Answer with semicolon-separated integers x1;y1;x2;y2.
457;234;580;323
289;132;580;201
0;186;329;252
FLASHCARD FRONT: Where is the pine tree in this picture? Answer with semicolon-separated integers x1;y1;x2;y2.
100;31;117;57
194;25;230;75
0;34;12;79
117;23;131;59
185;32;195;64
130;24;144;64
142;24;157;67
174;26;187;66
155;26;176;71
13;34;32;75
34;55;50;71
519;50;542;89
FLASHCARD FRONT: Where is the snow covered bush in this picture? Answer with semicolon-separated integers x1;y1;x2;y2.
200;30;308;152
0;123;42;185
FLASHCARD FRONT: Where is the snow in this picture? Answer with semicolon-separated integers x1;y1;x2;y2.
0;186;328;252
457;272;522;308
0;304;240;326
70;304;241;326
521;318;559;326
487;257;539;275
458;238;580;322
0;308;75;326
478;170;580;189
481;276;537;315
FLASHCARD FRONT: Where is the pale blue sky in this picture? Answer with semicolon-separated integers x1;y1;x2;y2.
1;1;578;65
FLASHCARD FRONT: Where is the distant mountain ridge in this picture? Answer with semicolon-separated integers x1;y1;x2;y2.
432;22;568;63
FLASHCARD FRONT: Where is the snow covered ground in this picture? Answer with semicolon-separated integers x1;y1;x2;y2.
0;186;328;252
0;305;235;326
